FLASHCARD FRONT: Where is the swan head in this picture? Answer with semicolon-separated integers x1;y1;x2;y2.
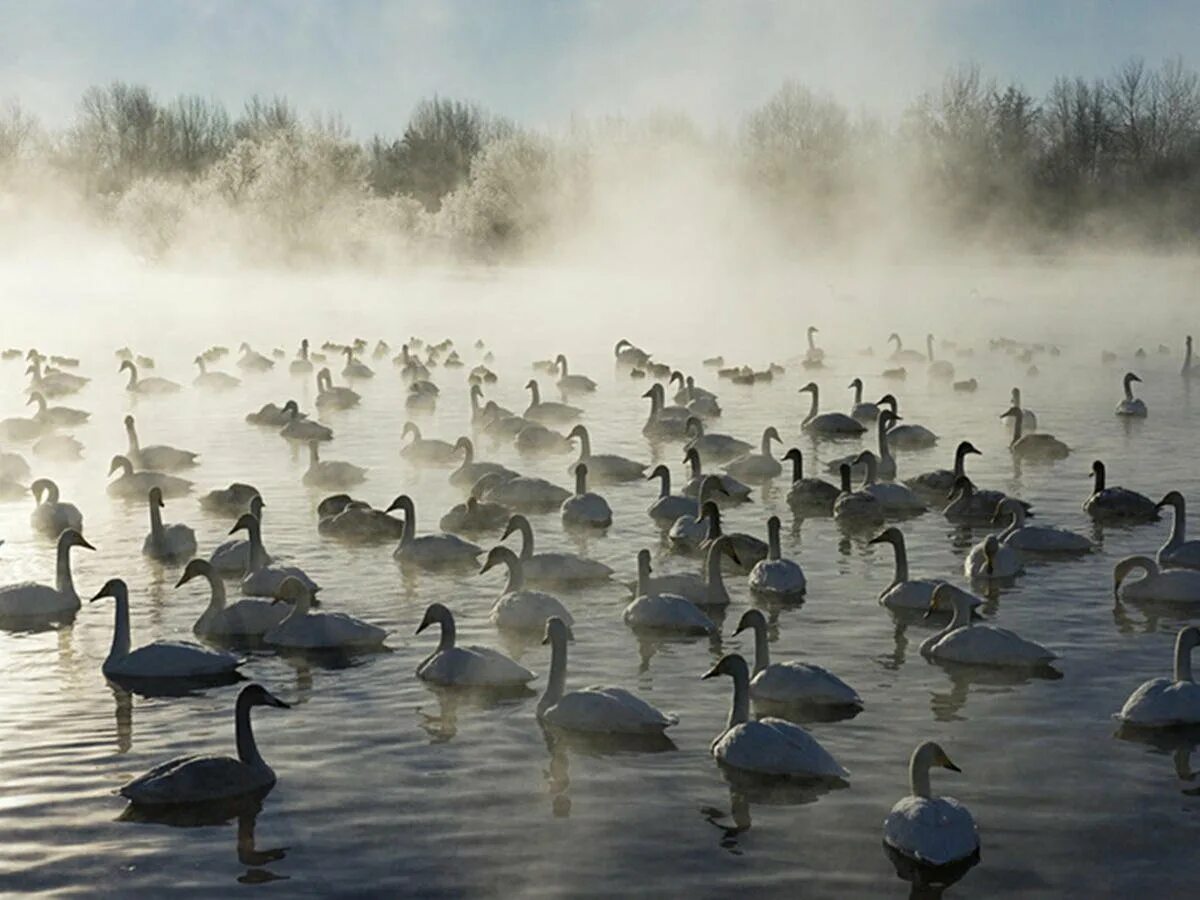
684;416;703;436
1124;371;1142;386
500;514;531;541
700;500;721;525
542;616;574;645
566;424;588;441
30;477;57;503
798;381;817;395
401;421;420;441
614;339;632;356
384;494;415;516
847;377;862;390
808;325;818;336
1179;626;1200;656
669;370;684;386
271;577;311;605
230;512;259;535
958;441;982;457
1155;491;1185;511
317;493;355;518
454;436;474;454
241;683;291;710
479;545;517;575
982;534;1000;573
701;653;749;681
108;455;133;477
876;393;897;409
647;464;670;481
89;578;128;604
176;558;214;588
762;426;781;445
868;527;902;548
853;449;876;466
682;446;701;466
1090;459;1106;479
25;390;46;409
999;405;1020;420
118;359;135;374
283;400;300;417
991;497;1021;524
148;486;165;508
416;602;452;635
731;608;766;638
58;529;94;553
887;332;901;344
1113;556;1157;598
925;583;958;618
524;379;538;391
782;447;801;463
123;414;135;430
914;740;961;774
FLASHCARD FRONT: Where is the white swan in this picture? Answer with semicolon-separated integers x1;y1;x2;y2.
316;495;405;542
670;372;721;418
142;487;197;563
178;559;289;638
1001;406;1068;461
826;410;899;481
502;514;613;587
120;360;180;394
230;513;321;597
1116;371;1147;418
833;464;884;527
468;384;512;426
870;528;983;613
681;447;752;503
641;383;690;439
387;494;482;569
943;475;1030;525
856;451;926;515
26;356;88;397
120;684;289;806
920;584;1056;667
525;379;581;425
803;325;825;367
747;516;806;598
416;602;535;687
30;477;83;537
683;417;752;464
27;390;89;426
108;455;193;499
561;463;612;529
926;334;955;379
637;537;737;607
209;495;267;575
646;464;693;525
876;395;939;449
1155;492;1200;570
1007;387;1037;430
848;377;879;422
887;333;926;364
623;550;717;636
734;609;861;708
246;400;303;427
315;368;360;410
994;498;1093;554
282;404;333;443
905;440;981;497
32;433;83;461
782;448;839;514
565;424;644;482
696;503;768;572
964;533;1024;580
303;440;366;489
1117;626;1200;727
0;407;48;442
0;528;92;618
702;654;848;779
124;415;199;471
668;476;728;551
554;354;597;394
798;382;867;437
514;422;573;456
341;347;374;380
439;476;512;534
1084;460;1157;522
0;448;30;483
399;422;458;466
480;545;574;632
264;577;387;650
193;357;241;391
723;427;783;483
883;741;979;866
1115;556;1200;604
448;437;518;490
538;616;677;735
199;482;260;517
475;472;569;514
92;578;243;679
236;343;274;372
289;339;313;376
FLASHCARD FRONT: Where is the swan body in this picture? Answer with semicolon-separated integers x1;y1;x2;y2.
448;437;519;490
887;333;926;364
0;529;92;618
303;441;366;490
0;449;31;483
637;537;736;607
416;602;535;686
683;418;751;464
199;483;260;517
27;391;89;427
281;404;333;443
875;395;938;449
227;513;320;597
30;478;83;537
388;494;481;569
480;546;574;633
125;416;198;472
108;455;193;499
142;487;197;563
246;401;303;427
341;348;374;380
288;340;314;376
964;533;1024;580
848;377;879;422
179;559;290;638
799;382;867;437
565;425;644;482
722;427;782;483
561;464;612;528
747;516;806;598
833;464;884;526
1117;626;1200;726
1155;492;1200;571
943;476;1030;524
995;498;1092;554
681;447;751;503
192;357;241;391
237;344;274;372
315;368;360;410
641;383;691;439
478;474;570;513
524;379;581;424
856;451;926;514
703;654;848;778
884;742;979;866
669;477;727;550
1002;406;1068;460
735;609;860;707
120;360;179;394
782;448;839;514
554;354;597;394
539;617;676;735
871;528;983;613
264;577;386;650
120;684;288;806
826;410;899;481
26;358;88;397
926;334;955;380
646;465;694;525
905;440;981;497
1115;372;1148;418
399;422;458;466
623;552;717;635
920;584;1056;667
696;502;768;572
32;433;84;461
1115;556;1200;604
1083;460;1157;522
317;496;405;542
502;514;613;587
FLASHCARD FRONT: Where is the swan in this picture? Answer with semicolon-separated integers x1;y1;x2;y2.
782;448;839;514
476;471;569;514
848;377;879;422
623;548;718;635
439;476;512;534
1001;406;1069;461
1007;387;1038;430
1114;556;1200;604
30;478;83;537
554;354;597;394
230;513;321;597
539;616;676;734
875;395;938;449
905;440;981;497
264;577;387;650
416;602;535;687
870;528;983;613
178;559;289;638
702;654;848;779
281;403;333;442
479;546;574;633
733;609;861;708
614;338;651;369
483;405;531;440
120;360;180;394
237;343;274;372
27;391;89;426
341;347;374;380
799;382;867;437
668;475;729;550
525;379;581;425
697;502;768;572
32;433;83;461
883;741;979;866
302;441;366;489
317;495;405;542
1116;626;1200;727
964;533;1024;580
124;415;199;471
193;357;241;391
635;537;737;607
888;333;926;364
514;422;573;456
855;451;926;515
108;455;193;499
209;496;268;575
0;408;48;442
670;372;721;418
994;498;1092;554
142;487;197;563
926;334;955;379
91;578;243;679
561;464;612;529
681;447;752;503
1115;372;1147;418
448;437;518;490
0;528;92;618
399;422;458;466
565;424;644;482
0;448;30;483
199;482;260;517
119;684;289;806
723;427;783;483
501;514;613;587
641;383;690;439
747;516;807;598
468;384;513;426
1084;460;1157;522
800;325;825;368
25;356;88;397
1155;492;1200;570
1184;335;1195;378
245;400;304;427
833;464;884;527
920;584;1056;667
387;494;482;569
683;418;751;464
288;339;313;375
315;368;360;410
826;410;900;481
646;464;693;525
943;475;1031;525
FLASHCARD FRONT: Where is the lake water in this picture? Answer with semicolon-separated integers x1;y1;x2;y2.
0;260;1197;897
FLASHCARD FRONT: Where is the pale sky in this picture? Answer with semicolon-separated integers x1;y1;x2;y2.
2;1;1197;136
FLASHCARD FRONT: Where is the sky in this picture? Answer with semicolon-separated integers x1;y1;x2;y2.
2;0;1198;137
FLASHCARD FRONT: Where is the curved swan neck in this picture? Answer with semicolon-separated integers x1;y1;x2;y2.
890;536;909;585
910;748;934;799
55;541;76;596
125;422;140;455
574;428;591;460
502;552;524;592
437;613;456;651
124;364;138;388
760;430;774;456
574;466;587;496
999;505;1023;541
109;589;132;664
654;468;670;497
541;633;568;712
205;569;228;611
1175;632;1196;683
1123;374;1135;401
726;665;751;730
749;621;770;675
513;517;534;559
804;388;818;422
244;518;267;570
953;444;970;478
704;541;728;600
789;451;804;482
148;499;164;543
876;417;892;464
528;381;541;406
235;694;267;768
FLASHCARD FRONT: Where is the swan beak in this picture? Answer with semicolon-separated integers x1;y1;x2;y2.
265;692;291;709
700;665;721;680
78;536;96;552
415;620;431;635
943;759;962;773
174;572;191;588
88;588;108;603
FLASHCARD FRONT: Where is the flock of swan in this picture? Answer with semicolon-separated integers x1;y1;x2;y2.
2;329;1199;883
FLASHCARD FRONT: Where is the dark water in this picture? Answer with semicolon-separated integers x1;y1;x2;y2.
0;264;1198;897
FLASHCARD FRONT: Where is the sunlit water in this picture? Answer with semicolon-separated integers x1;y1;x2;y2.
0;261;1198;897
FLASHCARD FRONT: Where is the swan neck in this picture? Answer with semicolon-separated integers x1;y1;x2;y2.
853;381;863;405
235;694;266;768
767;519;781;560
751;625;770;675
541;634;567;713
149;500;164;544
789;452;803;482
515;518;534;558
576;429;591;459
727;666;751;730
528;382;540;406
1010;409;1023;444
655;468;670;498
891;538;909;585
55;541;75;596
205;569;227;611
246;519;267;569
1176;636;1195;683
953;445;968;478
804;389;818;422
877;418;892;464
109;591;132;664
1093;465;1106;493
999;508;1021;542
760;431;772;456
574;466;587;496
438;614;456;652
503;554;524;592
910;752;933;799
126;425;140;456
704;542;727;601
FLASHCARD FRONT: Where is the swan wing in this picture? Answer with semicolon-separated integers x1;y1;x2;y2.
884;796;979;866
